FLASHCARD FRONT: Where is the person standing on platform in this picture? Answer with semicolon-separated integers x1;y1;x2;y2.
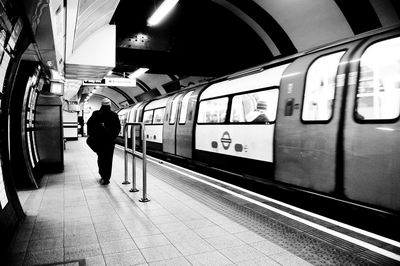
87;98;121;185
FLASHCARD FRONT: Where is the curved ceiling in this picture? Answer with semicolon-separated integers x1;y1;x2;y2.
112;0;271;77
110;0;400;77
53;0;400;108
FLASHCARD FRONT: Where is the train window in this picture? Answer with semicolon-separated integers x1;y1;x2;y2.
170;94;183;124
230;89;279;123
143;110;153;124
356;37;400;121
153;108;165;124
197;97;228;123
302;51;345;121
179;91;193;124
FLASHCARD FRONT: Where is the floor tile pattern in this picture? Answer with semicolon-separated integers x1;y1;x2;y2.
4;139;375;265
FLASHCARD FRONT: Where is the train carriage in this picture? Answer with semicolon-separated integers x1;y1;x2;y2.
194;64;289;177
116;25;400;213
276;28;400;212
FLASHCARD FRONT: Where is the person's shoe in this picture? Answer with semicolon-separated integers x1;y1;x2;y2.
100;179;110;185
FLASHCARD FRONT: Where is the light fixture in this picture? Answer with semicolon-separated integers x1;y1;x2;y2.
128;68;149;79
147;0;179;27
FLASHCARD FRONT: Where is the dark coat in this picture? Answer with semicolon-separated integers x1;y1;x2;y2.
252;113;269;123
87;105;121;143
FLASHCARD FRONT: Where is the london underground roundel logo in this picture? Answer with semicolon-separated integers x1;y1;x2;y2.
220;131;232;150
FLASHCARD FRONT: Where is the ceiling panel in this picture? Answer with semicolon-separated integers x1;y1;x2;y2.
65;64;113;80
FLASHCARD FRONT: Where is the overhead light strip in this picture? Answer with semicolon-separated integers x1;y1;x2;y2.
147;0;179;26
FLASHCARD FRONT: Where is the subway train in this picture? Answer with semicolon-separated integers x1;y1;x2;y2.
117;25;400;214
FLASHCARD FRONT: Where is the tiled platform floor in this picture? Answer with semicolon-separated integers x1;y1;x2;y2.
6;139;320;265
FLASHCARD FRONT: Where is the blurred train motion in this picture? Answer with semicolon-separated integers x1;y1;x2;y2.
117;25;400;213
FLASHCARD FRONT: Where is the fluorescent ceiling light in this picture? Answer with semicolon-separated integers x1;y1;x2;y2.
129;68;149;79
147;0;179;26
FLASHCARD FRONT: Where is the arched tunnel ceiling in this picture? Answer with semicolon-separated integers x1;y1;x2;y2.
111;0;400;77
61;0;400;108
112;0;272;77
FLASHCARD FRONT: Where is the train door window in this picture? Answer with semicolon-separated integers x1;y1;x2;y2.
170;94;183;124
355;37;400;121
302;51;345;121
197;97;228;123
143;110;153;124
179;91;193;124
230;89;279;123
153;108;165;124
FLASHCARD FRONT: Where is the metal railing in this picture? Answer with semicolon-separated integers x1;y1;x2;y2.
123;122;150;202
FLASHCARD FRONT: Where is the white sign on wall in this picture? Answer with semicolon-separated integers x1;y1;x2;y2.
105;77;136;87
83;78;136;87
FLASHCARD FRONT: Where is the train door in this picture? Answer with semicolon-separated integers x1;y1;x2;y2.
176;90;197;159
127;104;140;147
134;102;147;149
275;47;353;193
163;93;183;154
117;108;130;137
343;33;400;212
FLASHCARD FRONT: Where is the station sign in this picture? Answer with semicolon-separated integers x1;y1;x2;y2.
83;79;105;86
83;78;136;87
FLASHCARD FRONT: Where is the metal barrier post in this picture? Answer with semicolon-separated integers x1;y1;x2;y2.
122;124;130;185
129;125;139;192
123;122;150;202
139;122;150;202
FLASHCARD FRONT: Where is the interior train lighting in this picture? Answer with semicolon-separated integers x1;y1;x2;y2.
147;0;179;26
128;68;149;79
376;127;395;131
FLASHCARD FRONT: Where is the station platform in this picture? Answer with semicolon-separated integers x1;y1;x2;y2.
5;138;400;265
